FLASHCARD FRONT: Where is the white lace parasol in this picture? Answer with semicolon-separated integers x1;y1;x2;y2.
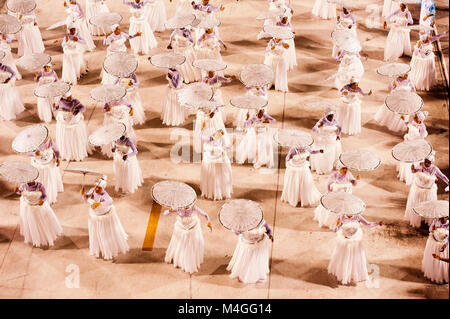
89;122;126;146
218;199;264;233
0;14;22;34
385;90;423;115
90;85;127;103
165;14;196;29
413;200;449;219
0;161;39;184
392;139;432;163
89;12;122;29
331;29;356;45
64;168;103;176
196;15;221;29
256;8;286;20
103;52;138;78
273;129;314;148
263;25;294;40
178;82;214;108
320;192;365;215
337;38;361;53
339;149;381;171
16;53;51;71
6;0;36;14
34;81;71;98
149;52;186;69
327;0;359;8
151;180;197;209
192;59;227;72
376;63;411;77
408;24;433;32
230;95;268;110
12;124;48;154
239;64;274;88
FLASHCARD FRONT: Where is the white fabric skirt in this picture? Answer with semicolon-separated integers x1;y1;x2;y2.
374;103;407;133
31;161;64;205
113;152;143;194
422;234;449;284
286;38;297;71
314;204;339;229
1;47;22;80
147;1;167;32
193;112;226;154
19;198;63;247
404;183;436;228
237;127;274;169
36;97;54;123
0;82;25;121
312;0;336;19
127;89;146;125
384;27;412;62
165;215;204;274
75;19;96;52
56;115;92;161
336;98;361;136
264;53;288;93
88;206;130;260
410;53;437;91
310;139;342;175
227;235;270;284
17;24;45;57
382;0;395;17
397;161;415;185
62;47;87;85
86;0;110;35
161;87;186;126
233;108;256;131
281;162;322;207
129;17;158;55
200;155;233;200
174;45;202;83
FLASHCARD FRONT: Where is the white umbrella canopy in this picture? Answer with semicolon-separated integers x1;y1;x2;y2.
230;95;268;110
151;180;197;209
103;52;138;78
196;15;221;29
239;64;274;88
149;52;186;69
218;199;264;233
331;29;356;45
89;122;126;147
338;38;361;53
193;59;227;72
339;149;381;171
64;168;103;176
392;139;432;163
90;85;127;103
165;14;196;29
320;192;366;215
408;24;434;32
16;53;51;71
89;12;122;29
0;161;39;184
178;82;214;107
6;0;36;14
274;129;314;148
413;200;449;219
376;63;411;77
385;90;423;115
0;14;22;34
263;25;294;40
256;8;286;20
34;81;71;98
12;124;48;154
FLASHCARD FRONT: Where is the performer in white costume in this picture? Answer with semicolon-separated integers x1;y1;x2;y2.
64;0;96;52
114;72;146;125
312;0;336;20
162;68;186;126
146;0;167;33
336;6;357;36
195;28;226;61
264;36;289;92
34;64;59;123
0;62;24;121
0;33;21;80
85;0;110;36
333;50;364;91
112;135;143;194
16;11;45;57
193;104;227;154
234;86;269;131
276;16;297;71
61;26;88;85
422;217;449;284
383;3;413;62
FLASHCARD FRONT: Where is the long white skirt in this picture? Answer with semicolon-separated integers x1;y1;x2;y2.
17;24;45;57
382;0;395;17
129;17;157;55
312;0;336;19
404;183;436;228
374;103;407;133
147;0;167;32
234;108;256;131
62;47;87;85
174;45;201;83
410;53;437;91
336;98;361;136
328;228;369;285
227;235;270;284
19;198;63;247
314;204;339;229
237;127;274;169
0;82;25;121
31;161;64;205
397;161;416;185
310;139;342;175
161;87;186;126
422;234;449;284
88;207;130;260
56;116;92;161
193;112;226;154
165;215;204;274
75;19;96;52
200;156;233;200
37;96;56;123
1;47;22;80
127;88;146;125
113;153;143;194
334;59;364;91
286;38;297;71
264;53;288;93
281;162;322;207
86;0;110;36
384;27;412;61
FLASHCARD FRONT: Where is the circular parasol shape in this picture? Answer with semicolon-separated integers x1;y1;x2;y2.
263;25;294;40
256;8;286;20
337;38;361;53
339;149;381;171
230;95;268;110
320;192;365;215
151;180;197;209
239;64;274;88
103;52;138;78
178;82;214;107
89;122;126;146
376;63;411;77
192;59;227;72
16;53;51;71
6;0;36;14
218;199;264;233
12;124;48;154
413;200;449;219
0;14;22;34
89;12;122;29
385;90;423;115
165;14;196;29
90;85;126;103
196;15;221;29
34;81;71;98
273;129;314;148
408;24;433;32
149;52;186;69
392;139;432;163
0;161;39;184
331;29;356;45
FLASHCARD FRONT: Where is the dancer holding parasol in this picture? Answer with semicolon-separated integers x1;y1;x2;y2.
0;52;24;120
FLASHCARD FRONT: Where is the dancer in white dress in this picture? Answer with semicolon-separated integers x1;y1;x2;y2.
328;214;382;285
422;217;449;283
200;129;232;200
164;204;212;274
16;181;63;248
112;135;143;194
34;64;59;123
264;37;289;92
64;0;96;52
281;146;323;207
202;70;233;122
16;11;45;57
162;68;186;126
333;50;364;90
146;0;167;33
168;27;201;83
312;0;336;20
61;26;88;85
85;0;110;36
123;0;158;55
193;104;226;154
0;63;24;121
81;176;130;260
276;16;296;71
382;0;395;18
336;7;357;36
191;0;223;41
257;1;285;40
114;72;146;125
195;28;226;61
234;86;269;131
0;33;21;80
383;3;413;62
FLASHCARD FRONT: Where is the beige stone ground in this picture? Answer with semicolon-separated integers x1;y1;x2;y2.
0;0;449;299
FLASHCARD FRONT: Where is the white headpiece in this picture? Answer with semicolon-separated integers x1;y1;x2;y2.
111;24;119;32
95;175;108;188
416;110;428;122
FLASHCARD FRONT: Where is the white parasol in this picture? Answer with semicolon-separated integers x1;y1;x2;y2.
196;15;221;29
88;122;126;147
151;180;197;209
103;52;138;78
273;129;314;148
320;192;365;215
376;63;411;77
16;53;51;71
331;29;356;45
192;59;227;72
90;85;127;103
385;90;423;115
34;81;71;98
0;161;39;184
256;8;286;20
165;14;196;29
408;24;433;33
239;64;274;88
89;12;123;29
12;124;48;154
0;14;22;34
263;25;294;40
178;82;214;107
218;199;264;233
337;38;361;53
149;52;186;69
413;200;449;219
230;95;268;110
339;149;381;171
392;139;432;163
64;168;103;188
6;0;36;14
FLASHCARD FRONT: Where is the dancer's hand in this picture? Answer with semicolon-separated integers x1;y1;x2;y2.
167;44;172;50
432;253;441;261
368;90;373;96
269;235;274;242
283;43;289;49
191;1;195;5
379;221;383;226
320;149;324;153
39;200;44;206
34;22;38;26
348;25;352;29
135;32;142;37
91;202;101;209
337;16;340;21
4;78;10;83
129;108;134;116
122;155;128;161
56;159;60;167
14;187;19;193
64;1;67;7
336;136;340;140
35;150;41;156
440;244;446;252
105;105;111;112
383;21;387;29
1;35;6;40
223;44;228;50
400;115;405;120
207;222;212;232
271;45;275;50
220;5;225;11
356;174;360;180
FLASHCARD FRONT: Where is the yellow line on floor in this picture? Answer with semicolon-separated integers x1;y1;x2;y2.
142;201;162;251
